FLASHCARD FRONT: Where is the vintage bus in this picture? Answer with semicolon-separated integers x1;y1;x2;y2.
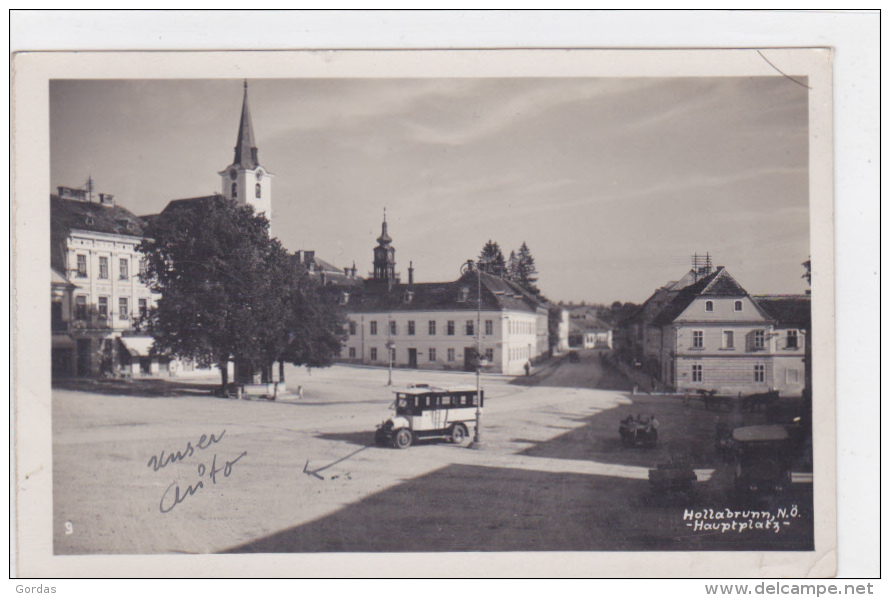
374;385;484;449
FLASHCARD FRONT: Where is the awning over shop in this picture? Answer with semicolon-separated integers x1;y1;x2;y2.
119;336;155;357
52;334;75;349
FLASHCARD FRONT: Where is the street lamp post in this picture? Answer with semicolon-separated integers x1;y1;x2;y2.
387;323;394;387
462;259;484;450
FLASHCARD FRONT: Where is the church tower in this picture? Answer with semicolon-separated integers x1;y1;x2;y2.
219;81;274;234
372;210;399;284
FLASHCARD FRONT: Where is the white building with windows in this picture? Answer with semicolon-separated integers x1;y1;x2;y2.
620;266;809;396
336;216;549;375
50;186;164;377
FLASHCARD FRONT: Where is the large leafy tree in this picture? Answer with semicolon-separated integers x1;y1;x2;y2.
138;195;345;387
477;240;507;277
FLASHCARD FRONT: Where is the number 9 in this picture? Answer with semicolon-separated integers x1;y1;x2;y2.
64;521;73;535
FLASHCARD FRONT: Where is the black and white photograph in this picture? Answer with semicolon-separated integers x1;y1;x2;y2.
13;44;845;578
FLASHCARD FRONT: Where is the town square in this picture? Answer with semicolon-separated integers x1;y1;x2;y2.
52;353;813;555
41;57;820;565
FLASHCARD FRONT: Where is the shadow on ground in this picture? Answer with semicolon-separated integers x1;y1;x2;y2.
222;463;813;553
515;394;783;470
52;377;220;398
315;430;455;449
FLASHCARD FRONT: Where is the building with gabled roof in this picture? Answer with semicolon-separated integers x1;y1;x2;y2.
337;215;549;375
569;314;613;349
617;265;809;395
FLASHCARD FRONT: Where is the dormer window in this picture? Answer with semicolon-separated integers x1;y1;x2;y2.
457;287;469;302
84;214;96;226
404;291;414;304
339;291;349;305
705;300;714;312
734;300;743;312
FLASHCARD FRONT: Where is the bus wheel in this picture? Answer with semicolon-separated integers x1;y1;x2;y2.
394;429;413;449
450;423;468;446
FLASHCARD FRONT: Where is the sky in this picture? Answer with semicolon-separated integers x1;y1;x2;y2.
50;77;810;304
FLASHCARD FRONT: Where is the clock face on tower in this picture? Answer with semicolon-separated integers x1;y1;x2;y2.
229;168;238;180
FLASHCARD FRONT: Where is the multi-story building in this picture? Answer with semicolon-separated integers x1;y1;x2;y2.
50;186;164;377
618;265;810;396
337;216;549;375
751;295;810;396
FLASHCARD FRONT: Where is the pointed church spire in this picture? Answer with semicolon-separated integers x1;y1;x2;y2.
233;80;259;169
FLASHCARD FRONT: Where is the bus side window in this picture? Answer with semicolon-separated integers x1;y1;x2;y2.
441;396;451;407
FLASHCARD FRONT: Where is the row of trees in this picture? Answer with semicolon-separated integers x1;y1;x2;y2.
477;240;540;297
137;196;345;387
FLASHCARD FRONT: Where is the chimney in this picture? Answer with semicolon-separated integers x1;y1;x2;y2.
408;261;414;284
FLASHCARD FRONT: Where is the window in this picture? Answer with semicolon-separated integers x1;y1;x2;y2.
692;330;704;349
705;300;714;312
139;259;147;277
370;321;378;335
99;256;109;279
139;298;148;319
734;300;743;312
447;348;455;362
485;320;493;335
786;330;799;349
339;292;349;305
754;364;765;383
119;297;129;320
348;320;357;335
428;320;436;335
485;348;494;363
404;291;414;304
75;295;87;320
370;347;378;361
390;321;397;335
98;296;109;318
119;258;129;280
76;254;87;278
722;330;734;349
348;347;356;359
466;320;474;336
754;330;765;350
255;183;261;198
447;320;455;336
457;287;469;302
232;182;238;199
408;321;415;335
428;348;437;362
692;364;703;382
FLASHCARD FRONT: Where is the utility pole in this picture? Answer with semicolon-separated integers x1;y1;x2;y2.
462;259;484;450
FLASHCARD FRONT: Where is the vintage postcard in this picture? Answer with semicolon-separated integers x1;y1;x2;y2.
12;48;835;577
